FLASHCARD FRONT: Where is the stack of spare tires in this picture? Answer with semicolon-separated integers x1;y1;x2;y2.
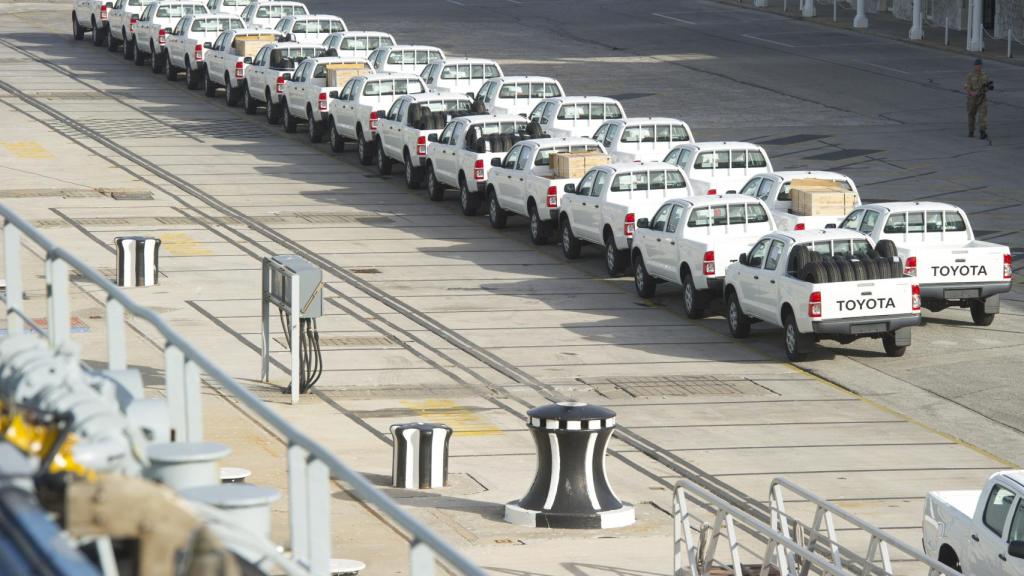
788;240;903;284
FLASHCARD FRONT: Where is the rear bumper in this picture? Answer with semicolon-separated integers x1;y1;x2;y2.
547;208;559;222
920;281;1011;301
811;313;920;336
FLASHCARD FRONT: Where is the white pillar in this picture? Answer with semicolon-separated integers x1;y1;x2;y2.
754;0;767;7
909;0;923;39
854;0;868;28
802;0;816;18
967;0;984;51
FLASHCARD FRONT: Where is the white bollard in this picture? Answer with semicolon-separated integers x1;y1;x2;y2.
853;0;868;28
945;16;950;45
1009;26;1014;58
909;0;923;39
802;0;815;18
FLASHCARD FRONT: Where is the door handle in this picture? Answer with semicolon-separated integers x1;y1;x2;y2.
770;280;775;284
581;202;587;206
669;241;675;245
971;534;980;542
753;275;759;280
999;554;1007;561
655;238;661;243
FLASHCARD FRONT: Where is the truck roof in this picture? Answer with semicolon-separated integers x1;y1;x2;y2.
433;57;500;65
768;170;853;183
1001;470;1024;489
672;141;764;152
377;44;443;52
603;117;687;126
245;0;306;6
263;41;324;49
490;75;559;84
858;201;962;213
520;137;600;148
325;30;392;37
542;95;621;105
360;72;422;81
285;13;343;20
452;114;528;125
599;161;682;173
302;56;369;65
772;228;870;243
401;93;473;103
227;28;282;36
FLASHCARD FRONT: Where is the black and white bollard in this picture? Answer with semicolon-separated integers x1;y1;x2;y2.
505;402;635;529
115;236;161;287
390;423;452;489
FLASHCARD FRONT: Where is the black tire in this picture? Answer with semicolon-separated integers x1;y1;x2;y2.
528;204;551;245
788;244;811;276
150;44;164;73
882;333;908;357
133;39;147;65
375;137;392;173
634;254;656;298
72;14;85;41
835;257;855;282
281;101;298;133
328;120;345;152
202;70;217;96
185;63;200;90
106;27;119;51
92;19;105;46
682;272;706;319
604;234;626;277
123;34;133;60
459;176;481;216
800;262;827;284
426;164;445;201
784;313;810;361
876;239;898;259
403;150;422;189
848;257;868;281
308;111;324;143
560;218;581;260
242;85;259;115
970;300;995;326
862;257;879;280
872;256;892;279
225;78;241;106
488;190;507;229
822;258;841;283
265;93;281;124
726;291;751;338
164;51;177;81
356;129;374;165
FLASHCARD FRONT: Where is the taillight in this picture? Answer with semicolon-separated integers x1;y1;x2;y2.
473;159;484;181
546;185;557;209
702;251;715;276
194;43;203;62
276;75;286;94
100;4;109;20
318;92;328;112
904;256;917;277
794;223;806;231
624;212;636;239
912;284;921;311
416;135;426;156
158;28;167;45
235;60;244;79
808;291;822;319
130;17;137;33
369;111;379;132
1005;253;1013;279
707;188;717;196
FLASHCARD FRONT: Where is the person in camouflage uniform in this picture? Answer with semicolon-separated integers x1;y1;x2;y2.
964;58;990;139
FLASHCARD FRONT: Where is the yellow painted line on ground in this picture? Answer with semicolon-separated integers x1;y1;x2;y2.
401;399;502;436
2;141;53;159
158;232;214;256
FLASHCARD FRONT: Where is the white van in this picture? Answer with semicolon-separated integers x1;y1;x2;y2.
594;117;695;163
321;30;394;59
274;14;345;43
475;75;563;117
368;44;444;75
239;0;307;29
665;142;772;195
421;58;503;97
528;96;626;139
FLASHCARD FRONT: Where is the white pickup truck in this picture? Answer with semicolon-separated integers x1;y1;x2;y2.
424;115;532;214
841;202;1012;325
376;94;474;189
737;170;860;231
321;31;395;60
239;0;307;29
202;28;281;103
132;0;206;70
667;141;772;196
368;45;445;76
241;42;324;124
486;138;607;245
420;58;503;98
593;117;695;163
724;229;920;360
475;76;563;118
273;14;346;43
632;195;776;318
162;14;244;89
923;470;1024;575
528;96;626;139
280;56;372;141
106;0;154;58
559;162;694;276
72;0;115;45
327;73;428;165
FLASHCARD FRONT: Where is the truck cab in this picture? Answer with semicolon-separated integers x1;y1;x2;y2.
321;30;395;60
475;76;563;118
559;162;693;276
529;96;626;139
841;202;1012;325
594;117;695;164
274;14;346;43
376;94;474;189
667;141;772;196
420;58;503;97
737;170;859;231
367;45;445;76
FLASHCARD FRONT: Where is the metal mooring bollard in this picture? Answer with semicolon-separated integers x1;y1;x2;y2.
114;236;161;287
390;423;453;489
505;402;635;529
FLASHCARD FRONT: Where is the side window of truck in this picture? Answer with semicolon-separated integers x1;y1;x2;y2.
764;240;784;271
944;211;967;232
739;178;760;197
747;239;771;268
983;485;1017;535
501;146;521;169
438;123;455;146
859;210;878;233
1008;500;1024;544
577;171;597;197
592;171;608;197
650;204;671;232
840;210;864;231
665;205;683;234
882;213;905;234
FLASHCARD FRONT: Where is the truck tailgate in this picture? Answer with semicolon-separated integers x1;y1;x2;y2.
914;243;1008;286
817;278;916;320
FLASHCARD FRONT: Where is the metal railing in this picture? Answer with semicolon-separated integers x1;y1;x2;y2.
768;477;959;576
0;203;485;576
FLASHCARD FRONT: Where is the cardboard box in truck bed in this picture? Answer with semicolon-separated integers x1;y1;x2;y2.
327;62;371;88
790;178;858;216
234;35;277;58
551;151;611;179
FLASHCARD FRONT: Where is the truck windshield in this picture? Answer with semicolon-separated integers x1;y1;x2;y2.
269;47;323;69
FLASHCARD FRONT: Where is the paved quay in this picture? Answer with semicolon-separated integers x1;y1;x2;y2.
1;0;1022;573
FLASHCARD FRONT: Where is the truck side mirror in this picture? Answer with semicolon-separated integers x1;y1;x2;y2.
243;56;252;64
328;90;339;99
427;133;438;142
490;157;502;167
281;72;291;81
564;183;576;195
203;41;212;49
283;33;293;42
825;223;836;229
739;253;748;265
465;92;475;98
636;218;649;229
1010;542;1024;560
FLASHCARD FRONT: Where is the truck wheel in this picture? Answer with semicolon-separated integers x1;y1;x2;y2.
528;205;551;245
459;176;481;216
784;313;810;361
682;272;706;319
106;27;119;51
184;63;199;90
265;93;281;124
634;254;656;298
403;150;422;189
356;128;374;165
308;111;324;143
72;14;84;41
427;165;445;201
225;78;240;106
970;300;995;326
123;33;133;59
488;190;507;229
726;292;751;339
242;86;259;115
604;235;626;277
328;121;345;152
560;219;581;260
164;51;177;81
281;101;297;133
882;333;907;357
375;137;392;174
133;39;146;65
92;19;105;46
149;45;161;73
203;70;217;97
